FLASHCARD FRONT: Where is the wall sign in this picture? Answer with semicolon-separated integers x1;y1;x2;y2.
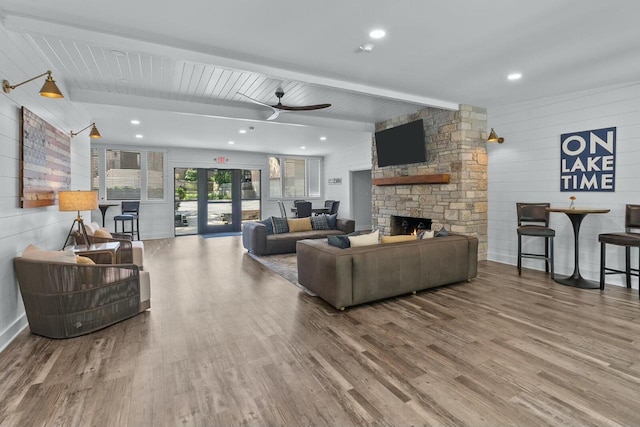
328;177;342;185
560;126;615;192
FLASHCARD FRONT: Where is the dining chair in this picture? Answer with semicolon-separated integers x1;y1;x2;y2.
516;202;555;278
599;204;640;297
328;200;340;216
295;201;312;218
113;201;140;240
277;200;287;218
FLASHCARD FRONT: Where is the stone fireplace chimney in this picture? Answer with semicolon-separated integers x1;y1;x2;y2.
372;104;488;260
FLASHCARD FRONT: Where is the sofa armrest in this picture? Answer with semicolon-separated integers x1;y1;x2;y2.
336;218;355;234
242;221;267;255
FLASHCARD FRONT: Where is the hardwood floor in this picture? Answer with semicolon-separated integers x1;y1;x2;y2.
2;235;640;426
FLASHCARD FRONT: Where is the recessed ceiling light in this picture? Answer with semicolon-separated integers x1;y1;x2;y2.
300;146;306;150
369;29;386;39
238;129;247;134
507;73;522;80
320;136;327;141
359;43;374;52
135;134;143;138
130;119;140;125
228;141;235;145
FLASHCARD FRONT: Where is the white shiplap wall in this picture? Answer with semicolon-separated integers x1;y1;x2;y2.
488;81;640;288
0;25;92;351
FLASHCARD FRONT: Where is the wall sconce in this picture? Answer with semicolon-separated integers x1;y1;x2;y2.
488;128;504;144
71;123;102;139
58;190;99;249
2;70;64;98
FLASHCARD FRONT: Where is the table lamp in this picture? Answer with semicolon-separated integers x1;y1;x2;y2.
59;190;98;249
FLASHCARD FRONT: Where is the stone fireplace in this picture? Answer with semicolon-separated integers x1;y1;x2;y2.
390;215;432;235
371;104;488;260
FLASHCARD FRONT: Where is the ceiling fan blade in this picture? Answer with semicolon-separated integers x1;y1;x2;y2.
236;92;271;108
273;103;331;111
266;109;281;121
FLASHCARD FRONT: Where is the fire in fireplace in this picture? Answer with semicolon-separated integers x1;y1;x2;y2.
390;215;433;235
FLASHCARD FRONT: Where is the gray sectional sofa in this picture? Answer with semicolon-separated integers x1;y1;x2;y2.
296;234;478;310
242;218;355;256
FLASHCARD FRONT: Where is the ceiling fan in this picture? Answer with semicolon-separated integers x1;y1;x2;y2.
237;88;331;121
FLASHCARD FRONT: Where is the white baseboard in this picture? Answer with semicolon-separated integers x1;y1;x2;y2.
0;315;28;354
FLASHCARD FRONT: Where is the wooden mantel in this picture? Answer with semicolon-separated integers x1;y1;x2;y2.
372;174;450;186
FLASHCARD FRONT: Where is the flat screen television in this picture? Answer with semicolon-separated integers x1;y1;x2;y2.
375;119;426;167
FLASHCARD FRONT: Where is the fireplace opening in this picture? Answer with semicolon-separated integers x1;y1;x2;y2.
390;215;432;235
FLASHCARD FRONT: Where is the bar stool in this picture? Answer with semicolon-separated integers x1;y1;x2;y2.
114;201;140;240
516;202;555;278
599;204;640;296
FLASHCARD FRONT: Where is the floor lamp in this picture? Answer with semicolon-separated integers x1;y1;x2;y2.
59;190;98;250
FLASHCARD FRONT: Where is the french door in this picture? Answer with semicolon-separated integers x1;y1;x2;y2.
174;168;260;236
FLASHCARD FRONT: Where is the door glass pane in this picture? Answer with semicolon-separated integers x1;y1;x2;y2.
208;169;233;227
242;169;261;222
308;158;321;198
91;148;99;192
174;168;197;236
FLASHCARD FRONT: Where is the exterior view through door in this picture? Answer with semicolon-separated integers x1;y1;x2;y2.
174;168;261;236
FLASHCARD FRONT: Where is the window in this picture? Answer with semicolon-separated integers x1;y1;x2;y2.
91;148;165;201
269;156;321;199
106;150;141;200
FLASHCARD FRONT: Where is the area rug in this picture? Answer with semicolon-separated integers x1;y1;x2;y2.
200;231;243;238
248;252;317;296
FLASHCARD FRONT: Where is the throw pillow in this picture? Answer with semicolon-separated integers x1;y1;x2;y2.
94;228;113;238
419;230;435;239
435;227;449;237
84;222;97;236
287;217;313;232
271;216;290;234
381;234;416;244
328;235;351;249
76;255;95;264
326;214;338;230
311;215;330;230
257;218;274;235
348;230;379;247
22;244;77;263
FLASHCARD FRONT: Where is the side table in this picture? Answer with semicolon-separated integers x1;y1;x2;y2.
66;242;121;264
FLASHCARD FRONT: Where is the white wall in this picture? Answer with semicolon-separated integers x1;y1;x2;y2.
0;25;92;351
488;81;640;288
323;135;372;222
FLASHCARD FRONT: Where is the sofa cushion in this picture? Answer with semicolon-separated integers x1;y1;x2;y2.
94;228;113;238
22;244;77;263
257;218;274;235
349;230;379;247
271;216;290;234
435;227;449;237
75;255;95;264
327;214;338;229
328;235;351;249
311;215;330;230
288;217;312;232
381;234;416;244
419;230;435;239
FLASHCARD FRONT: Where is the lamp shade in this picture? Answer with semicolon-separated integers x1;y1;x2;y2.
58;190;98;211
89;124;102;138
39;74;64;98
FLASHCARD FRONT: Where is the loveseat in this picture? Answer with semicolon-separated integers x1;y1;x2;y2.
296;234;478;310
242;217;355;256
